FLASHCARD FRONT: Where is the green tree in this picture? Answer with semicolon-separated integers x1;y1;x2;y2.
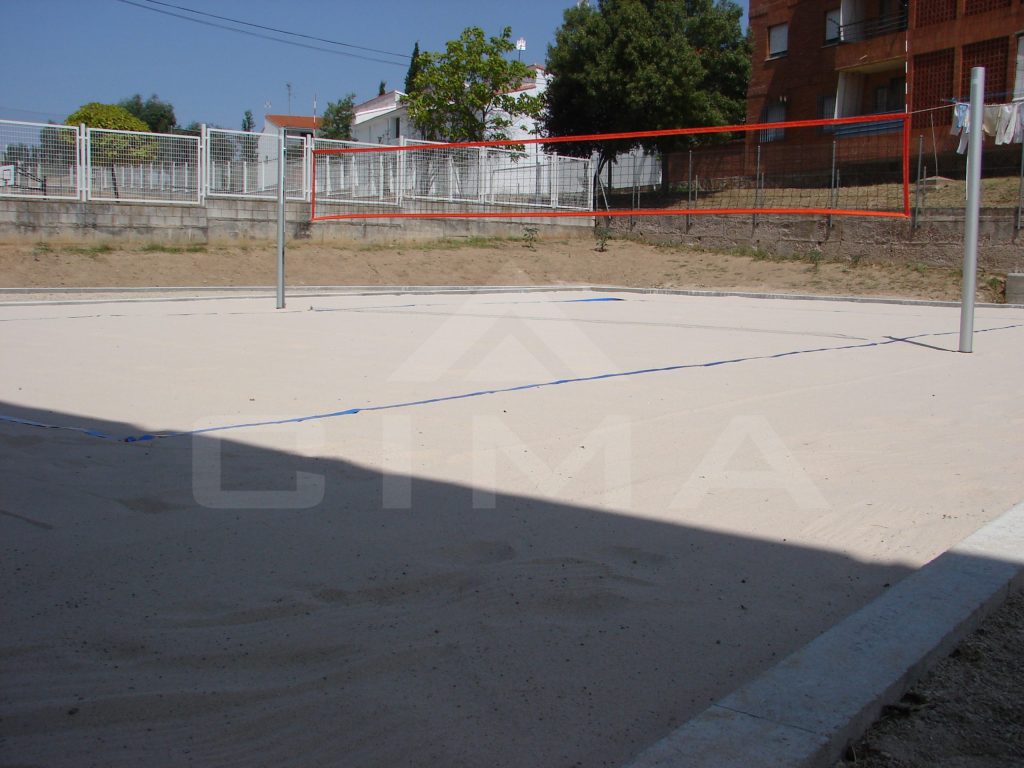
403;26;541;142
320;94;355;140
544;0;750;187
240;110;258;165
404;41;421;93
66;102;150;132
65;102;156;197
119;93;177;134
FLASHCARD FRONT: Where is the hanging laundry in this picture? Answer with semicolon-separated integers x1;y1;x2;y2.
982;105;1001;137
951;102;969;134
995;103;1016;145
951;100;1023;152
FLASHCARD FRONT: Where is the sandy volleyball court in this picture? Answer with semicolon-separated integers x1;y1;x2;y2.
1;289;1022;766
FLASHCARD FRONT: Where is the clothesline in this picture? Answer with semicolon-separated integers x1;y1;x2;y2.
949;99;1022;152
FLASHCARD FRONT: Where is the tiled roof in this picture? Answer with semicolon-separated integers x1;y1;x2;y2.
264;114;321;130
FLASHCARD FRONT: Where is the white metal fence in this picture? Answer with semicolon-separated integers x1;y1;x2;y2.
86;128;200;204
0;119;594;214
313;139;593;213
0;120;80;200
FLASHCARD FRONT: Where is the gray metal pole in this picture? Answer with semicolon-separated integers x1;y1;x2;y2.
959;67;984;353
276;131;286;310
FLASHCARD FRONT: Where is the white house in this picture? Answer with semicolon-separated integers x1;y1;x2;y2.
349;64;551;146
351;91;409;145
258;114;321;162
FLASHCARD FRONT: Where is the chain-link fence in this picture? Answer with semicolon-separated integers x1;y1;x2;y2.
911;123;1024;227
0;120;80;200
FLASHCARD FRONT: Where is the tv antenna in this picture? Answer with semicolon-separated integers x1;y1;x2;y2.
286;82;293;114
515;37;526;62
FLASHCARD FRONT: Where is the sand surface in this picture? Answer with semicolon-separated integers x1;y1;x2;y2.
1;290;1022;767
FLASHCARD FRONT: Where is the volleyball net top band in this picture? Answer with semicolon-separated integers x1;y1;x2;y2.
310;113;911;222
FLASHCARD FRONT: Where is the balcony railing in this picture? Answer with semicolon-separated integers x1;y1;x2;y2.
840;11;908;42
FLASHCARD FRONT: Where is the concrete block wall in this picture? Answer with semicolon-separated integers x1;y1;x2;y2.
2;197;1019;274
0;197;590;245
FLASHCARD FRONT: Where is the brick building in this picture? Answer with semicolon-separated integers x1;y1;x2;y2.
746;0;1024;138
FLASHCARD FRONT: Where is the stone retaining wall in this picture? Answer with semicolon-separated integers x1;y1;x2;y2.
609;210;1023;272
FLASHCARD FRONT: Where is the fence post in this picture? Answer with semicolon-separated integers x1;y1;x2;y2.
79;124;89;201
199;124;208;204
686;149;693;232
276;130;286;310
303;136;312;202
913;134;924;228
1017;139;1023;232
828;138;837;229
551;154;559;209
753;143;761;230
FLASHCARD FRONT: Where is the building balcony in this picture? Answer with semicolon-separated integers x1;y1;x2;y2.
839;11;907;43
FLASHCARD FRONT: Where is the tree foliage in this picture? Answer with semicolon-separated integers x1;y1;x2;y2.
404;41;421;94
320;95;355;140
544;0;750;174
403;27;542;142
65;103;155;165
65;102;150;132
119;93;177;134
240;110;258;163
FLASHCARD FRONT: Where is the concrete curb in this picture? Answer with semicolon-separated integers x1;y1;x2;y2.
623;501;1024;768
0;284;1020;309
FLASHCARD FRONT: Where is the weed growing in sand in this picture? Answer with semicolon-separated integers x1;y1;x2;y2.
57;244;114;256
986;275;1005;301
358;236;508;252
31;241;111;256
806;250;824;272
140;243;207;254
594;226;611;252
730;245;773;261
521;226;539;250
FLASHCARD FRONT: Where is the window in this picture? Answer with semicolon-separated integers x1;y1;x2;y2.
825;9;841;44
818;93;838;132
761;101;786;142
768;23;788;58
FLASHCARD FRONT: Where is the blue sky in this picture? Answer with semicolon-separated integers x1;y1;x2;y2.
3;0;748;131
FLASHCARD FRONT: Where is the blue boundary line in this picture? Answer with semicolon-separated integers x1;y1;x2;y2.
1;323;1020;445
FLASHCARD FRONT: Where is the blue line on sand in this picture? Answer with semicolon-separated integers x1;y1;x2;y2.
1;323;1020;444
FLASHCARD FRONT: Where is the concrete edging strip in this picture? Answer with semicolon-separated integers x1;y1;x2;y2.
624;500;1024;768
1;285;1021;310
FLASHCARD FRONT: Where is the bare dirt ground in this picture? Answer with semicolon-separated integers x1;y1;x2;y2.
0;235;1009;302
836;588;1024;768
